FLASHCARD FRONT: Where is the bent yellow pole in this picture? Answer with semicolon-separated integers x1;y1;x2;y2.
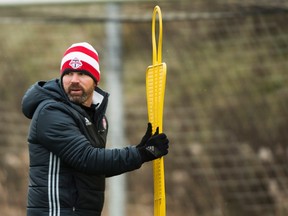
146;5;167;216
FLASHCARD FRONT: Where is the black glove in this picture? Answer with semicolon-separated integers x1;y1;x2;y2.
137;123;159;148
137;124;169;163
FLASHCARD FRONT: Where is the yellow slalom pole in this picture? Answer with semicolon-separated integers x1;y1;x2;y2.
146;5;167;216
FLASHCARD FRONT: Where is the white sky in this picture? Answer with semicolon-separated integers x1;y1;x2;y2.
0;0;97;5
0;0;150;5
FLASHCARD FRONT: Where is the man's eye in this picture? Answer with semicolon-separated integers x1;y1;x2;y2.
66;72;73;76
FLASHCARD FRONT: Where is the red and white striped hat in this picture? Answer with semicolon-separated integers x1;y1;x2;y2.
60;42;100;82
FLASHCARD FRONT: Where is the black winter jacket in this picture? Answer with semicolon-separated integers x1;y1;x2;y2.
22;79;142;216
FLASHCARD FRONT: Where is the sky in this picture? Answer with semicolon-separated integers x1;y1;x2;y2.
0;0;104;5
0;0;149;5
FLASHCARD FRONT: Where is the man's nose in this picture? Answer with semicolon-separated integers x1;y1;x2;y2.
71;73;80;83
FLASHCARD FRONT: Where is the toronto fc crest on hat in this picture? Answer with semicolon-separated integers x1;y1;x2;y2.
69;57;83;69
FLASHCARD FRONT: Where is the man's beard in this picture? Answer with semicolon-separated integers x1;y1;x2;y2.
66;84;94;105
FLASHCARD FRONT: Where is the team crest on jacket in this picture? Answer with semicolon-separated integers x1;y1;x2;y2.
69;57;82;69
102;117;107;130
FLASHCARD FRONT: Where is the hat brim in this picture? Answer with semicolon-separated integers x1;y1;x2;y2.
61;69;98;84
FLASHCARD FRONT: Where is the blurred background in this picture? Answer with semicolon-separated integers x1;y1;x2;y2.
1;0;288;215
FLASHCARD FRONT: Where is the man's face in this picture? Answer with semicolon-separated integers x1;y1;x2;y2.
62;71;96;107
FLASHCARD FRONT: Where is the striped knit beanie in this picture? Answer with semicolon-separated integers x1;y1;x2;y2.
60;42;100;82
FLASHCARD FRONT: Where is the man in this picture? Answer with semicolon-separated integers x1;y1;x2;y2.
22;42;169;216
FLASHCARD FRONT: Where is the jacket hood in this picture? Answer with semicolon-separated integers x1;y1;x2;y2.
22;79;109;120
22;79;67;119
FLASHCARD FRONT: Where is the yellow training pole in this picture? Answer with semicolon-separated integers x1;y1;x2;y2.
146;5;167;216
